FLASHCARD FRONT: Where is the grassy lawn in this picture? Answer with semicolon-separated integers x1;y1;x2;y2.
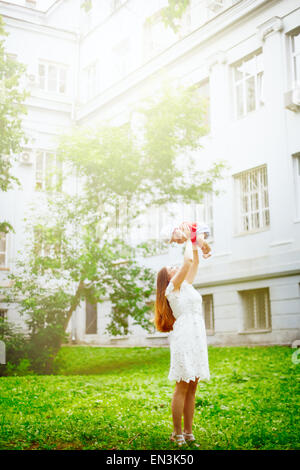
0;345;299;450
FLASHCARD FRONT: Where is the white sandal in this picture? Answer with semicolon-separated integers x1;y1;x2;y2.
183;432;195;442
183;432;199;447
170;431;186;446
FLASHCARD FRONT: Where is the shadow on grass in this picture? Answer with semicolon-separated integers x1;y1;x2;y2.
58;360;151;376
53;346;170;377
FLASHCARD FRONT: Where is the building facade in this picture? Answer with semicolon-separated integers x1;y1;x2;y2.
0;0;300;347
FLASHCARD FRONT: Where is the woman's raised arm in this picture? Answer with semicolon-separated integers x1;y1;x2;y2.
171;240;193;290
185;245;199;284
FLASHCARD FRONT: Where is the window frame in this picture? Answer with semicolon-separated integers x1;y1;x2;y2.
232;49;264;119
38;61;68;95
292;152;300;220
290;28;300;86
234;164;270;235
35;150;63;193
0;232;8;269
239;287;272;333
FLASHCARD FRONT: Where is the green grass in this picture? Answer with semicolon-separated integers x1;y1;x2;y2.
0;345;299;450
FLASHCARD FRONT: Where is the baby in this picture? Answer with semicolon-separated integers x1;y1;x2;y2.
161;221;212;258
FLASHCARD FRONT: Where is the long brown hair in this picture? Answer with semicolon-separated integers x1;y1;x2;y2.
154;267;176;332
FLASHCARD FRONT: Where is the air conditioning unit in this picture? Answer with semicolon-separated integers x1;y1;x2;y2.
206;0;224;13
20;151;34;165
284;86;300;112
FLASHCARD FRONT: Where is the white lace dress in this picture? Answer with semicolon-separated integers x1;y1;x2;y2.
165;279;210;383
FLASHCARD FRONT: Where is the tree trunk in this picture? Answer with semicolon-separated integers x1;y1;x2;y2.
63;280;85;332
50;280;85;367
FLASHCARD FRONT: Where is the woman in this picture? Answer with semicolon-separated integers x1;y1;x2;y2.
154;228;210;447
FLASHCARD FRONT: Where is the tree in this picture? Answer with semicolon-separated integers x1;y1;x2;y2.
160;0;191;33
1;81;226;373
0;15;28;233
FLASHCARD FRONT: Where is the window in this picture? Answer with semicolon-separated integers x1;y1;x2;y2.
233;51;264;118
0;233;7;268
38;62;67;94
234;165;270;234
291;29;300;86
240;288;271;332
293;152;300;219
86;300;97;334
84;62;99;101
35;151;62;192
202;294;214;334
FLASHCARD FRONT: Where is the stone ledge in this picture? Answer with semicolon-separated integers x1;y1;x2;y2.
146;334;169;339
238;329;272;335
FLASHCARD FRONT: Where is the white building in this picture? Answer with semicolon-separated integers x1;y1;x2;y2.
0;0;300;347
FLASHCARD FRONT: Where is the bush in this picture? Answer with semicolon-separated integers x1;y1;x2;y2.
0;317;30;376
26;325;68;374
4;358;34;376
0;317;68;375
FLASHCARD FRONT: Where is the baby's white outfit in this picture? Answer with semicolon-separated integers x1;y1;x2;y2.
165;280;210;383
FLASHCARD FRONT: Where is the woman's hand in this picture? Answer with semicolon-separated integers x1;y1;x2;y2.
179;222;191;240
201;241;211;255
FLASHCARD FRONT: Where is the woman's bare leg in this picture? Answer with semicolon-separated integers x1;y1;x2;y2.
183;378;199;434
171;380;190;435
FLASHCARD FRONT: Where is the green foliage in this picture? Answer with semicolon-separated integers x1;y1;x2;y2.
4;359;33;377
106;258;155;336
0;220;14;234
60;81;225;207
81;0;92;12
0;285;71;375
0;317;30;376
0;346;299;449
160;0;190;33
0;15;28;194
